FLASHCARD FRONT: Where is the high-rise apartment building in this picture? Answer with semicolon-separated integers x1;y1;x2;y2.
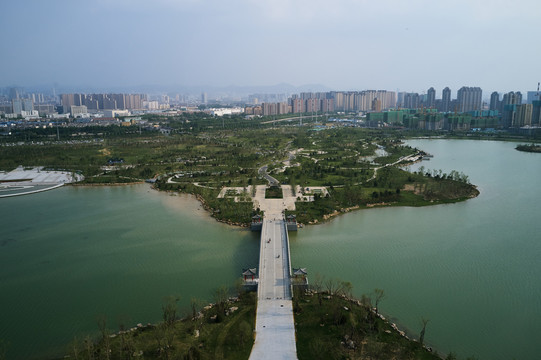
456;87;482;112
262;102;277;116
11;99;23;114
526;91;541;104
11;98;33;114
403;93;420;109
371;98;382;112
501;92;523;128
305;98;320;113
300;92;314;100
531;100;541;126
426;87;436;108
321;98;334;112
344;92;356;112
61;93;144;113
9;87;21;100
330;92;344;111
442;87;451;112
277;102;289;115
291;98;305;113
503;91;522;106
489;92;500;111
514;104;533;127
330;90;395;112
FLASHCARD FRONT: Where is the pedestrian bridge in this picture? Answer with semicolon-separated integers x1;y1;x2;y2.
248;216;298;360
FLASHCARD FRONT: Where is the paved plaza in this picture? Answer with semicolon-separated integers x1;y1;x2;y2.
0;166;81;197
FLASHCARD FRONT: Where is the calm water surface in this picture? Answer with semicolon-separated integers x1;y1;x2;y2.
0;186;259;359
1;139;540;359
290;139;541;360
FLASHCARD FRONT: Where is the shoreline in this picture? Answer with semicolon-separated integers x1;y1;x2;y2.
69;181;145;186
50;180;480;229
0;183;65;198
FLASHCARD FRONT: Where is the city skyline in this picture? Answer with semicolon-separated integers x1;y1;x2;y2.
1;0;540;94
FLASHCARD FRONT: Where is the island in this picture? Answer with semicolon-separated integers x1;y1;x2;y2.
515;143;541;153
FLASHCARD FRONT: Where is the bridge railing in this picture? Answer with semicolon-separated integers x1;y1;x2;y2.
284;215;294;298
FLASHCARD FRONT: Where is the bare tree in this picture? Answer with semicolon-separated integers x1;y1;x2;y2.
117;315;130;360
341;281;353;299
373;288;385;315
154;323;174;360
83;336;95;360
162;296;180;328
190;297;202;321
96;314;110;360
214;285;230;322
325;278;339;296
70;337;80;360
312;273;324;306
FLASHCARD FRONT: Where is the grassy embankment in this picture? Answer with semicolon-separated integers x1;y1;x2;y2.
294;290;442;360
60;286;480;360
63;292;257;360
291;162;478;225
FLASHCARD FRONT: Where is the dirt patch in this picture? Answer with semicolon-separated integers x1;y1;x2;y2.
403;183;422;195
366;202;392;208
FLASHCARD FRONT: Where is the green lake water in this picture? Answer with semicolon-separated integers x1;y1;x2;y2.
0;186;260;359
1;139;540;359
290;139;541;359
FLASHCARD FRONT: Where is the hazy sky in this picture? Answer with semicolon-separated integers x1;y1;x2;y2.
1;0;539;94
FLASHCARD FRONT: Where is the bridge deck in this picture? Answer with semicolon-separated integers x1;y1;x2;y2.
249;218;297;360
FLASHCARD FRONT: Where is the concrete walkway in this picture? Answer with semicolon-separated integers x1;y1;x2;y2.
249;214;297;359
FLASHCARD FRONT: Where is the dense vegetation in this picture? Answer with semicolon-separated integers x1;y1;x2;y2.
515;143;541;153
1;122;479;225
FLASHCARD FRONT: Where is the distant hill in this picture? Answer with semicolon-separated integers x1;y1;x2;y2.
3;83;333;97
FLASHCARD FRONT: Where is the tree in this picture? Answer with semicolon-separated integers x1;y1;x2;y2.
70;337;81;360
214;285;230;322
312;273;324;306
325;277;341;296
96;314;111;360
373;288;385;315
162;295;180;328
341;281;353;299
190;297;203;321
83;336;95;360
234;277;245;298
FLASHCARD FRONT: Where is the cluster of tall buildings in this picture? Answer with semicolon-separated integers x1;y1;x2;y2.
60;93;145;113
247;87;487;117
0;87;57;116
245;90;396;116
329;90;396;112
489;91;541;127
397;87;483;113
